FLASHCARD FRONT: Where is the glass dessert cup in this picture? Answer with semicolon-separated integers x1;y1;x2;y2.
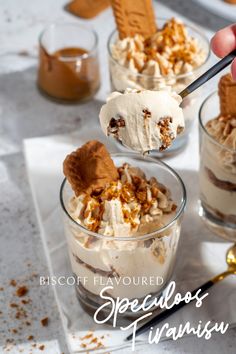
107;19;210;156
38;23;100;102
60;153;186;325
199;92;236;241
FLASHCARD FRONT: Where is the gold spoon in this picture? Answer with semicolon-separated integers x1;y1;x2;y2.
212;243;236;282
126;243;236;341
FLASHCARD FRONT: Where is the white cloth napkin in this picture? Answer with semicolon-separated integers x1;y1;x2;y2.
23;119;236;353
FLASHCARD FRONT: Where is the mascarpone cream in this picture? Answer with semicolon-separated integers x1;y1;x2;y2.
99;89;185;153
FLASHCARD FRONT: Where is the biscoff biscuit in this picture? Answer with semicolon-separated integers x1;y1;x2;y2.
63;140;119;196
219;73;236;118
111;0;157;39
224;0;236;4
67;0;110;19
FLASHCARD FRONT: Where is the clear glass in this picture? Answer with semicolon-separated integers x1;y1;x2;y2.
60;153;186;324
107;19;210;156
199;92;236;241
38;23;100;102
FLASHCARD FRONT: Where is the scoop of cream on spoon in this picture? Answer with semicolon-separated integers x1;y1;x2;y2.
99;88;185;153
99;50;236;153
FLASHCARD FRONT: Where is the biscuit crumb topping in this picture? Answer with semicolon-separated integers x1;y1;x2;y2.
157;117;175;151
112;18;206;77
205;116;236;173
206;116;236;150
69;163;177;234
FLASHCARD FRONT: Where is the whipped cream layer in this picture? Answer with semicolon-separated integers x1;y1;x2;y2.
65;163;181;299
66;225;180;299
200;171;236;218
99;89;185;153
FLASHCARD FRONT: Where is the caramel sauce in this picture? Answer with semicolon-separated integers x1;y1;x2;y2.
38;46;100;101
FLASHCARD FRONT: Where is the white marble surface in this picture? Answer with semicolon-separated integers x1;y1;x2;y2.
0;0;235;353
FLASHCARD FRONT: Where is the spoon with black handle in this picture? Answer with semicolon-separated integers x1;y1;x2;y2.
179;49;236;99
115;49;236;152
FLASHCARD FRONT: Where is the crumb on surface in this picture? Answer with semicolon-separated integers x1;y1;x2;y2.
10;280;17;287
41;317;49;327
16;286;28;297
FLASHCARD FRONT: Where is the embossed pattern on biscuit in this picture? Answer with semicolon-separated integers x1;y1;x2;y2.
219;73;236;118
111;0;157;39
63;140;119;196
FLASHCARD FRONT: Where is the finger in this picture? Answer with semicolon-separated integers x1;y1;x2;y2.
232;58;236;80
211;24;236;58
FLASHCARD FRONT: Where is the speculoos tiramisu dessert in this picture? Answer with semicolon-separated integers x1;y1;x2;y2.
199;74;236;232
108;0;209;151
61;140;184;311
109;17;207;93
99;88;185;153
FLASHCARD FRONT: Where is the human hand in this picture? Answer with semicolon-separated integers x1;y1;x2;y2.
211;24;236;80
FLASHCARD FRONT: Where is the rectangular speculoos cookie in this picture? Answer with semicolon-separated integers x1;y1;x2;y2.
219;73;236;117
111;0;157;39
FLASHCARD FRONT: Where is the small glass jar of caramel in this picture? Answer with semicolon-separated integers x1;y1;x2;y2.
38;23;100;102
